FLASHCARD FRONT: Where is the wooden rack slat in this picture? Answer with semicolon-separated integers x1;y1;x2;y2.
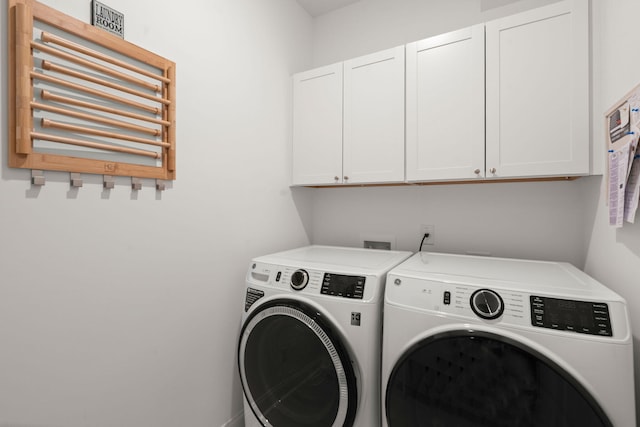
41;31;171;86
40;118;169;147
31;131;161;158
32;71;160;114
32;100;160;136
15;2;33;154
42;60;171;106
32;41;160;93
41;90;171;126
166;65;176;172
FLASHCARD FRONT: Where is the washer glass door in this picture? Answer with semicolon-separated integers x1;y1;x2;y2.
239;299;357;427
385;330;612;427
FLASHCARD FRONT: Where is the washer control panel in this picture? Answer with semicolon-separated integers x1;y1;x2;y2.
386;274;626;339
530;296;612;337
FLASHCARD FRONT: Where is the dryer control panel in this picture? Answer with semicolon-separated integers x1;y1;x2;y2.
530;296;612;337
247;261;378;303
321;273;366;299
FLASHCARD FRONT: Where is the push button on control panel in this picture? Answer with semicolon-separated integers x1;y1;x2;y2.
443;291;451;305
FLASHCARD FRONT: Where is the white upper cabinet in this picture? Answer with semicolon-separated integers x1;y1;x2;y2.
485;0;589;179
292;0;589;186
292;46;405;186
292;63;343;186
343;46;405;184
406;25;485;182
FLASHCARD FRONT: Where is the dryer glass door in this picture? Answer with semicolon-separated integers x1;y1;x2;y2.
385;330;612;427
238;299;357;427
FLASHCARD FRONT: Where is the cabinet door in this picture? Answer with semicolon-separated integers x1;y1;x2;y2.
486;0;589;178
343;46;405;184
292;63;343;186
406;25;485;182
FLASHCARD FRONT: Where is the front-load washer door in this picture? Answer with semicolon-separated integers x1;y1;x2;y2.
385;330;612;427
238;299;357;427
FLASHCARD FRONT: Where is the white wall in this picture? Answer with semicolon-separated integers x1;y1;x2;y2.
0;1;313;426
586;0;640;418
311;178;595;266
311;0;559;67
309;0;640;417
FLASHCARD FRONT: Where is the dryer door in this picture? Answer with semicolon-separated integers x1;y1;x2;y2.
238;299;357;427
385;330;612;427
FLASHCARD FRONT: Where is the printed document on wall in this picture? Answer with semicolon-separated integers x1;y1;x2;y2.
605;85;640;226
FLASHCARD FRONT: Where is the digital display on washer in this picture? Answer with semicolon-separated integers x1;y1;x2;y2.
321;273;365;299
530;296;612;337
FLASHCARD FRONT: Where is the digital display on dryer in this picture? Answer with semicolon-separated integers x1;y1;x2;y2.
321;273;365;299
530;296;612;336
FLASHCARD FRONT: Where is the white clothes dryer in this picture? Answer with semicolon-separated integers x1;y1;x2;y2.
238;245;411;427
382;252;635;427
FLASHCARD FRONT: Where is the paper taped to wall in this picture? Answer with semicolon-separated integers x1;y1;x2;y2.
605;86;640;226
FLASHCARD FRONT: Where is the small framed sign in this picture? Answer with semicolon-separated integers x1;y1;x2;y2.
91;1;124;38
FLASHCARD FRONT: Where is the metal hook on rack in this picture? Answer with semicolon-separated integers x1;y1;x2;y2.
131;177;142;191
31;170;45;186
70;173;83;187
103;175;115;189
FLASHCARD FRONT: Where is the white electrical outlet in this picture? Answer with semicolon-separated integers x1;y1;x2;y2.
420;225;435;247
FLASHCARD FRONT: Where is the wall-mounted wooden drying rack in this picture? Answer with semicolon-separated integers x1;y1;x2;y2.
8;0;176;180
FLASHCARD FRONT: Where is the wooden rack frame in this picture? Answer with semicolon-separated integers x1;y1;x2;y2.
8;0;176;180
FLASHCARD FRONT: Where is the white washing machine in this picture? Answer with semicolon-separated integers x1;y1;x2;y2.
382;252;636;427
238;245;412;427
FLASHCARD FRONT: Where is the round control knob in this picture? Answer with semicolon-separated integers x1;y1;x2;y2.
470;289;504;320
290;269;309;290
